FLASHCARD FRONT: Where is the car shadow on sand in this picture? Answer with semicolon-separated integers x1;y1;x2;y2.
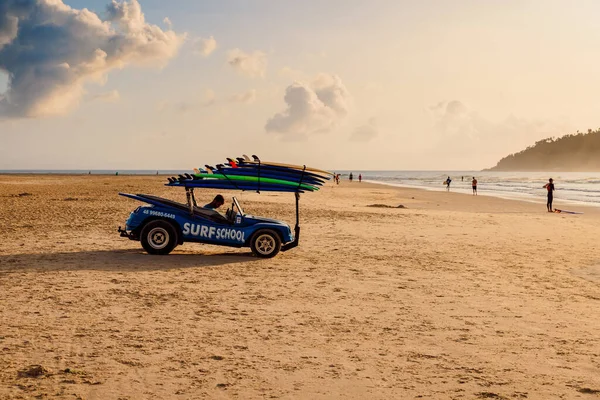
0;248;258;272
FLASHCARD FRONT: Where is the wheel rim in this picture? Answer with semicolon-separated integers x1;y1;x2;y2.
255;234;276;255
148;227;169;250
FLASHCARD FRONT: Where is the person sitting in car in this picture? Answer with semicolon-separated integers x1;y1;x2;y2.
204;194;225;210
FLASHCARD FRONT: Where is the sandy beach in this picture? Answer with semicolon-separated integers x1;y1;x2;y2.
1;174;600;400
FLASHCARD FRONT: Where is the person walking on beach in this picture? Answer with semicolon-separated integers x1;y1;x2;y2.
472;177;478;195
445;176;452;191
543;178;555;212
359;174;362;183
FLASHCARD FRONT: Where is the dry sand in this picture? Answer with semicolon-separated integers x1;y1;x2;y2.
1;174;600;399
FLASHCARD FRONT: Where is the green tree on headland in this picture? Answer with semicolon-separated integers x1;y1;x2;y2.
487;128;600;171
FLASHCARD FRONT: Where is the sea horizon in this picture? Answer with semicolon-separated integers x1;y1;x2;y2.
2;169;599;208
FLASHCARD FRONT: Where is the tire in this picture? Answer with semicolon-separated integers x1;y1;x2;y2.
250;229;281;258
140;220;178;255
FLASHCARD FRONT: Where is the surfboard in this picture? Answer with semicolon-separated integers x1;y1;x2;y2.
235;156;334;177
213;166;326;185
190;172;318;191
167;180;309;193
554;209;583;214
230;162;330;181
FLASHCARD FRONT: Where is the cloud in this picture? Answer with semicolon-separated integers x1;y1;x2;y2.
428;100;570;162
227;49;267;78
193;35;217;57
157;88;215;114
155;100;169;112
429;100;473;137
351;118;378;142
162;17;172;28
0;0;185;119
201;88;215;107
88;90;120;103
229;89;256;104
278;66;305;80
265;74;351;137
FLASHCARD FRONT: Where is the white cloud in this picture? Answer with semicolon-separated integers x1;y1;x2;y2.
88;90;120;103
265;74;351;137
0;0;185;119
351;118;378;142
163;17;172;28
193;35;217;57
227;49;267;78
229;89;257;104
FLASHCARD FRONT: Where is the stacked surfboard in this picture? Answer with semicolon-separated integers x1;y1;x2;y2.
166;155;332;193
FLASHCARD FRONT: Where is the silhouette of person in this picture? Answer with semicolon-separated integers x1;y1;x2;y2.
543;178;555;212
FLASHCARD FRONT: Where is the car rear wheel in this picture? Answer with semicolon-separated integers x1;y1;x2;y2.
140;220;178;255
250;230;281;258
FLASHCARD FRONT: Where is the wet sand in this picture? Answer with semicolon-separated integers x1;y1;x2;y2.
1;174;599;399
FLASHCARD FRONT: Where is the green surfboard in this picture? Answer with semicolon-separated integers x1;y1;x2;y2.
192;172;318;191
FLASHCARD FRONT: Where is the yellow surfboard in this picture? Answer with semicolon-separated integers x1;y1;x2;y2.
228;155;333;177
238;155;334;177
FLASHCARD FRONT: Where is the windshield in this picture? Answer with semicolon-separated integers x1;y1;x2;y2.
232;197;244;215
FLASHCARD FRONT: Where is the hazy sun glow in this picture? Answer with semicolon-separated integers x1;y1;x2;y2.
1;0;597;170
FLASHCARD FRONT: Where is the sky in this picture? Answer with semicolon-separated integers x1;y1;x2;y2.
1;0;599;170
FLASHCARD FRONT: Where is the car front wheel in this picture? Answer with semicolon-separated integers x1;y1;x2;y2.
250;230;281;258
140;220;178;255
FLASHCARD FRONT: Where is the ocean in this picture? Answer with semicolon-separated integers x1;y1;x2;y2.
338;171;600;207
2;169;600;207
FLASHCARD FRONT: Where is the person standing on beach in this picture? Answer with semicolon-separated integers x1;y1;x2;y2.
349;173;353;182
543;178;555;212
445;176;451;191
472;177;478;195
359;174;362;183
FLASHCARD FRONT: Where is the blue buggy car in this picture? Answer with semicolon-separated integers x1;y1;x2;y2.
118;189;298;258
118;156;331;257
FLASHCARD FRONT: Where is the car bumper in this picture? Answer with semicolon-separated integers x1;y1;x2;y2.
118;226;138;240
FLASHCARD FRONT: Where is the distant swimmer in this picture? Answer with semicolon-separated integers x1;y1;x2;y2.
445;176;452;191
543;178;555;212
472;177;478;195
